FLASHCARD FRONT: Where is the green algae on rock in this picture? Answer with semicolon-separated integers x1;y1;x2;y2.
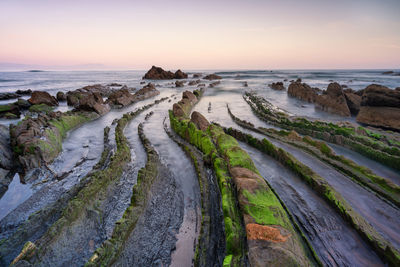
244;92;400;171
169;90;318;266
225;126;400;266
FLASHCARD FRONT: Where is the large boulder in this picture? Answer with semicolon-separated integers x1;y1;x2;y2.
143;66;187;80
190;111;210;131
287;80;319;103
357;106;400;131
106;89;135;107
203;74;222;80
77;92;110;115
314;83;351;116
28;91;58;106
361;84;400;107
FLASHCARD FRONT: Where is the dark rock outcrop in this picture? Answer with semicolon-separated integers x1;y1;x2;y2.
76;92;110;115
188;80;201;86
193;73;202;78
269;82;285;91
132;83;160;101
78;84;114;96
56;91;66;101
0;89;32;101
16;89;32;95
191;111;210;131
106;89;135;107
356;84;400;130
28;91;58;106
203;74;222;80
287;80;319;103
344;92;361;115
314;83;351;116
143;66;187;80
361;84;400;107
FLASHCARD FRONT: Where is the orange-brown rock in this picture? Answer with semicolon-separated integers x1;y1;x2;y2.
269;82;285;91
182;91;197;104
361;84;400;107
132;83;160;101
246;224;289;242
106;89;135;107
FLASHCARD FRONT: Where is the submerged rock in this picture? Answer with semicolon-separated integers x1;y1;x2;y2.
315;83;351;117
28;91;58;106
143;66;188;80
269;82;285;91
203;74;222;80
175;80;185;87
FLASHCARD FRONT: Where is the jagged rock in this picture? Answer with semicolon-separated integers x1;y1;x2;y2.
174;69;188;79
190;111;210;131
315;83;351;116
269;82;285;90
28;91;58;106
357;106;400;130
361;84;400;107
78;84;114;96
344;92;361;115
77;92;110;115
56;91;66;101
175;81;185;87
106;89;135;107
132;83;160;101
143;66;187;79
0;104;20;118
203;74;222;80
287;80;319;103
193;73;202;78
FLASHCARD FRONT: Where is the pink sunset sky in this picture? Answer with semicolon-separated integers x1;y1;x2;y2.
0;0;399;70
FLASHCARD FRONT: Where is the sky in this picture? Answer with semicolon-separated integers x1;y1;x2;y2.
0;0;399;70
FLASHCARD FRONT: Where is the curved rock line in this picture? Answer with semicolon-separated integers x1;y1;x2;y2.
164;120;225;266
8;98;168;266
239;141;384;266
225;127;400;265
